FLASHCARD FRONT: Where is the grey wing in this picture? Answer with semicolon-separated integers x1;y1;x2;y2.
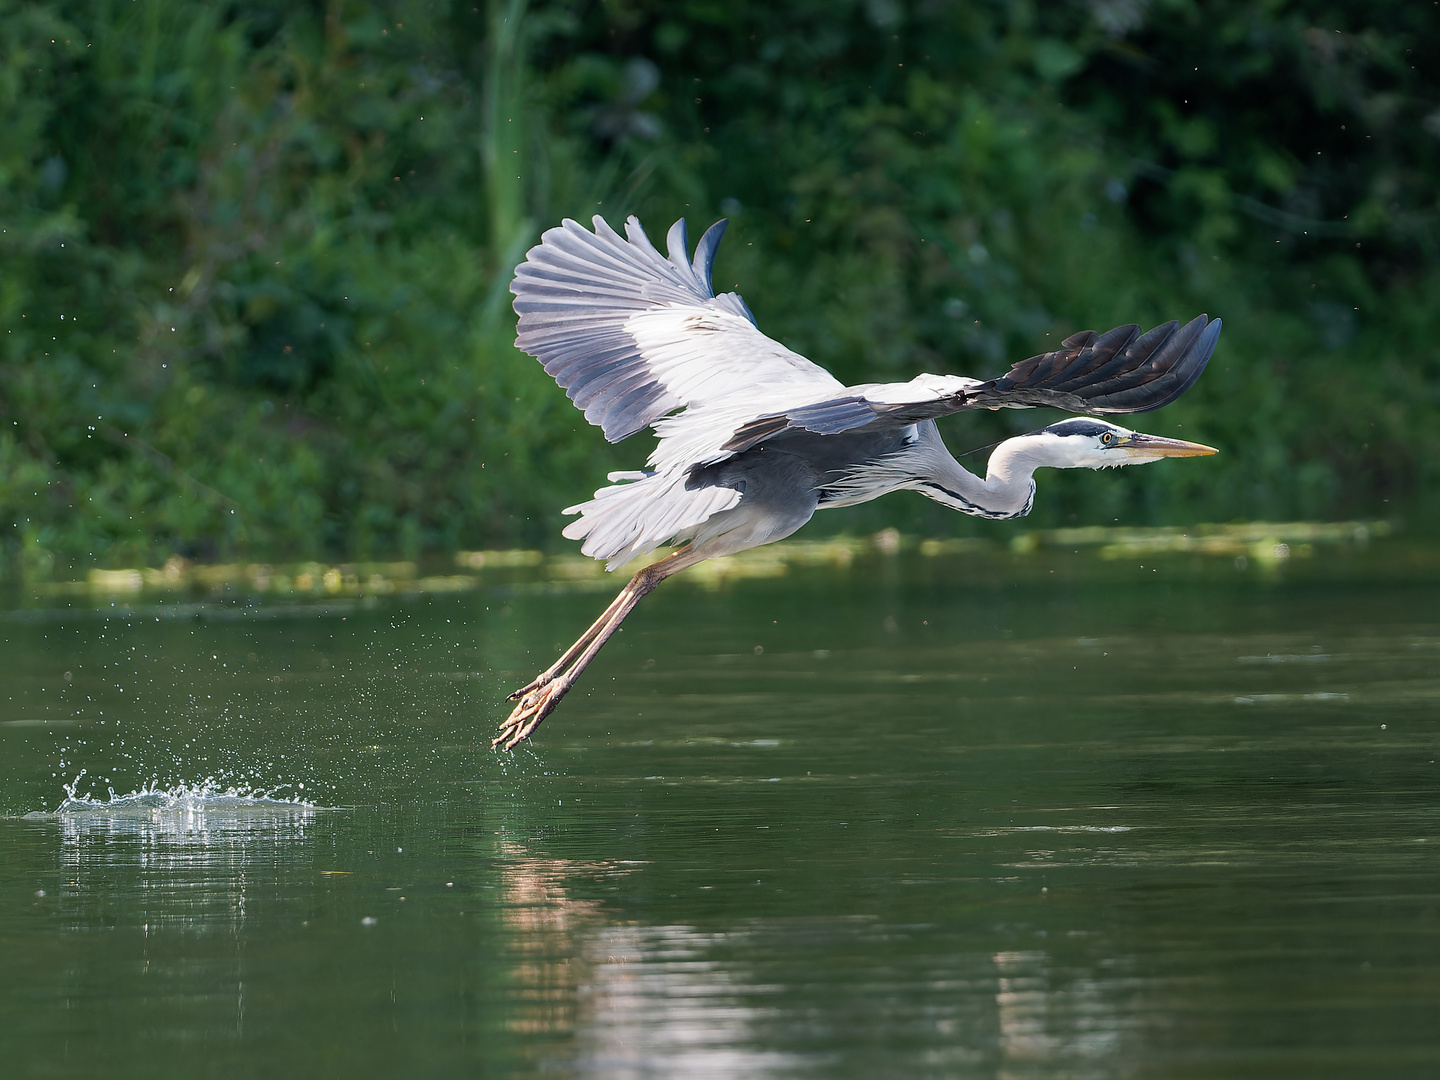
722;315;1222;453
511;215;844;444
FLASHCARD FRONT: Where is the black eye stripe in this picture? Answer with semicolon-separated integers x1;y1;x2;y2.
1045;418;1114;438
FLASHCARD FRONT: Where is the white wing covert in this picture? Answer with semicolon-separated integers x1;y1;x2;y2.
511;215;844;462
721;316;1221;454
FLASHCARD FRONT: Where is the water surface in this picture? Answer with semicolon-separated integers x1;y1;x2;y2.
3;543;1439;1076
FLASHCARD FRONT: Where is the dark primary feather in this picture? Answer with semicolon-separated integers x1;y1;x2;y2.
983;315;1220;413
722;314;1221;452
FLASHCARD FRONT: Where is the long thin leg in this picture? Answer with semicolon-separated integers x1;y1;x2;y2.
505;582;637;701
493;550;694;751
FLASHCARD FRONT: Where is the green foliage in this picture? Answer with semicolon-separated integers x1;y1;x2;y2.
1;0;1437;580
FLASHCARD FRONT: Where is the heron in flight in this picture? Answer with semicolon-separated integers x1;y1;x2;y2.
494;215;1220;749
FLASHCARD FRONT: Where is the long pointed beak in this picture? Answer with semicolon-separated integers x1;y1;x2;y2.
1121;433;1218;459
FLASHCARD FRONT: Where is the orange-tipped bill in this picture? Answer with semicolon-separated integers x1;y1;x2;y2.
1119;433;1219;462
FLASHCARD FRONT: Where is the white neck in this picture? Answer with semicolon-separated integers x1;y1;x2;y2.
823;422;1051;520
910;426;1044;520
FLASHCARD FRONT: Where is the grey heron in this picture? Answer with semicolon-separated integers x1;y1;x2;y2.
494;215;1220;749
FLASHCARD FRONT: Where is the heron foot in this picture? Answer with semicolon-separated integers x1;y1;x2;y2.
492;675;573;751
491;551;692;752
505;675;545;702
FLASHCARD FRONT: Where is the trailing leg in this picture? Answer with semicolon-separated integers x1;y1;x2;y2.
493;551;690;750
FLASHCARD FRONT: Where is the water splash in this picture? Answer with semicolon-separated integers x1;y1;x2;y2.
57;772;315;815
48;775;317;849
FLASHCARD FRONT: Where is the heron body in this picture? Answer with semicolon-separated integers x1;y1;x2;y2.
495;215;1220;749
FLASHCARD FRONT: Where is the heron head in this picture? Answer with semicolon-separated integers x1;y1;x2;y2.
1031;418;1217;470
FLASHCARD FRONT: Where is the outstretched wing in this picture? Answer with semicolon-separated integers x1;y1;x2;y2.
722;316;1221;453
511;216;843;445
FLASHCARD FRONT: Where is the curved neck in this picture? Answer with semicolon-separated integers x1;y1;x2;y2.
910;425;1044;520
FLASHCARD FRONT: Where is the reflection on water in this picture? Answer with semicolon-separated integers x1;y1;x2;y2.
498;841;613;1037
494;839;1155;1079
29;785;318;1047
499;840;798;1076
993;950;1128;1078
54;785;315;942
574;925;797;1078
3;547;1440;1077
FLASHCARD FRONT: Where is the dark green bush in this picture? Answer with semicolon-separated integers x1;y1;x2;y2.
2;0;1437;580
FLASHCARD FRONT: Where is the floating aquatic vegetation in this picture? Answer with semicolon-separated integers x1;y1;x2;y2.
455;550;545;569
1005;519;1390;560
14;519;1401;610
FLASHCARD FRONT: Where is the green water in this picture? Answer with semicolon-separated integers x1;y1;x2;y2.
3;545;1440;1077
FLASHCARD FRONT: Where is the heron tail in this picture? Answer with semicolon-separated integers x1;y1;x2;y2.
561;470;743;570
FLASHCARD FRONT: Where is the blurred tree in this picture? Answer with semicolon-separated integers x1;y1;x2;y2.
1;0;1437;580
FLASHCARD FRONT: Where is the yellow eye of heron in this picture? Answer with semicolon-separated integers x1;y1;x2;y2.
1101;432;1114;444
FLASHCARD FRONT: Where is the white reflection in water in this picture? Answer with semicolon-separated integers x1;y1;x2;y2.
993;950;1128;1078
55;782;314;931
498;843;796;1078
497;844;1144;1077
47;783;315;1041
573;925;795;1078
495;852;1146;1077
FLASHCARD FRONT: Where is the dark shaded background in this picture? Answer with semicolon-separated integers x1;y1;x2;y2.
2;0;1437;577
